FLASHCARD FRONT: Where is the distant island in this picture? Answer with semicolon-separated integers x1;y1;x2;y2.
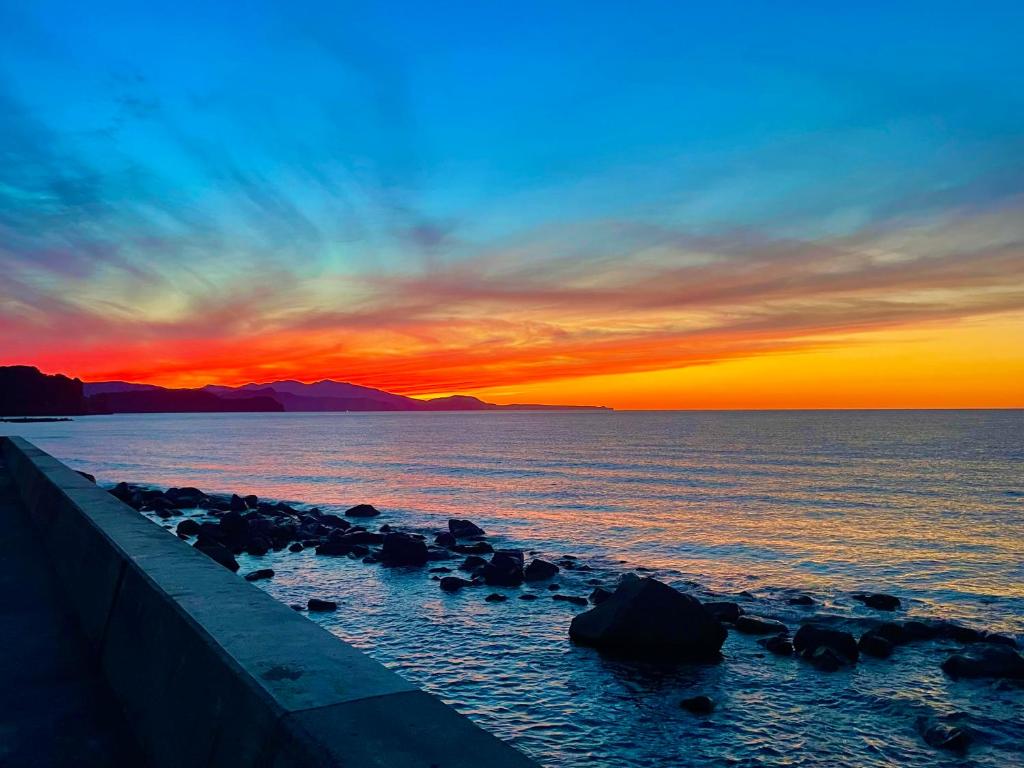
0;366;611;416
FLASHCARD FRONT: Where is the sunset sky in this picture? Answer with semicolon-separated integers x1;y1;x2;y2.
2;2;1022;408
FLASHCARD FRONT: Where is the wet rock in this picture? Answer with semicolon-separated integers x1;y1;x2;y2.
519;594;539;601
524;559;560;581
426;547;453;561
553;594;588;607
146;497;177;513
859;631;894;659
941;644;1024;680
788;595;814;606
344;504;380;518
243;494;259;509
315;541;351;556
547;583;560;591
246;537;271;556
485;593;508;603
459;555;488;572
735;616;788;635
230;494;247;512
853;593;901;611
589;587;612;605
218;511;250;550
319;514;349;529
381;532;429;566
288;542;304;553
440;576;474;592
809;646;848;672
900;620;942;642
758;634;793;656
166;487;207;508
679;695;715;714
704;601;742;624
794;624;859;663
75;470;97;483
452;541;494;555
429;566;452;573
343;530;385;545
435;532;457;548
482;550;525;587
244;568;275;582
449;518;486;538
918;719;971;752
569;575;727;659
307;598;337;612
194;540;239;572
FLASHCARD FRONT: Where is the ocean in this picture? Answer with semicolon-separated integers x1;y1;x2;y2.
7;410;1023;766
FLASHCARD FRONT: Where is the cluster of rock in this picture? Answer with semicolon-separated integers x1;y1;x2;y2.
109;479;1023;754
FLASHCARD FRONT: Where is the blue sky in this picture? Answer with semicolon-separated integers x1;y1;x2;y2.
1;1;1022;402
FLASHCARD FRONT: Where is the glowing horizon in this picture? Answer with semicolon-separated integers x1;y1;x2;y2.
2;2;1023;409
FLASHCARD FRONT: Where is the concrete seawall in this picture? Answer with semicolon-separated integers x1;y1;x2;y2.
1;436;540;768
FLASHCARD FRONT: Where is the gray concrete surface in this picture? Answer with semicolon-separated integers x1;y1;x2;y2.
0;436;541;768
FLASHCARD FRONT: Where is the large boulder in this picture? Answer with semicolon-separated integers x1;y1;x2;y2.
381;532;428;566
449;519;486;538
482;550;525;586
345;504;380;518
941;644;1024;680
569;575;726;659
794;624;859;663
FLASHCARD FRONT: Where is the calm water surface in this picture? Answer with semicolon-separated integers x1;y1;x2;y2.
7;411;1023;766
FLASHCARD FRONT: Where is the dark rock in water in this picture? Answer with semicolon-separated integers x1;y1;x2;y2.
794;624;859;663
871;621;905;644
788;595;814;606
243;494;258;509
343;530;385;545
459;555;488;572
918;719;971;752
315;541;351;556
246;537;271;556
218;511;250;549
435;532;457;548
980;632;1018;648
453;541;494;555
569;575;726;659
426;547;452;561
307;598;337;612
941;644;1024;679
547;583;560;591
587;578;603;586
859;631;894;659
288;542;303;553
429;566;452;573
440;576;474;592
758;634;793;656
735;616;788;635
524;559;560;581
194;540;239;572
110;481;133;501
244;568;275;582
679;695;715;714
345;504;380;518
230;494;247;512
520;594;539;601
589;587;612;605
319;514;349;529
553;594;588;607
76;470;97;483
381;532;429;566
809;646;847;672
482;550;525;587
704;601;742;623
449;518;486;538
853;593;901;611
900;620;942;642
485;593;508;603
146;496;176;513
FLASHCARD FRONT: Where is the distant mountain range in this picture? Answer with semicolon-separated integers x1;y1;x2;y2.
0;367;609;415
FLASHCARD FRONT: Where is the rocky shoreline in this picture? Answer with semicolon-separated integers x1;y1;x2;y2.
105;479;1024;755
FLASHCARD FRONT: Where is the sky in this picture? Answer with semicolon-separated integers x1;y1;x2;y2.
1;1;1022;408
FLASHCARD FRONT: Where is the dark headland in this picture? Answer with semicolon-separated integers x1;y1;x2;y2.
0;365;611;416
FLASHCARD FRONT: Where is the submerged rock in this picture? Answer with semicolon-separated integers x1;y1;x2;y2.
553;594;588;606
853;593;901;611
918;719;971;752
758;634;794;656
459;555;488;572
524;559;560;581
519;593;539;601
244;568;275;582
569;575;726;659
679;695;715;714
452;541;494;555
794;624;859;663
307;598;338;612
735;616;788;635
435;532;457;548
788;595;814;606
941;644;1024;680
809;646;848;672
485;593;508;603
344;504;380;518
440;576;474;592
859;630;894;659
449;518;486;538
288;542;303;553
